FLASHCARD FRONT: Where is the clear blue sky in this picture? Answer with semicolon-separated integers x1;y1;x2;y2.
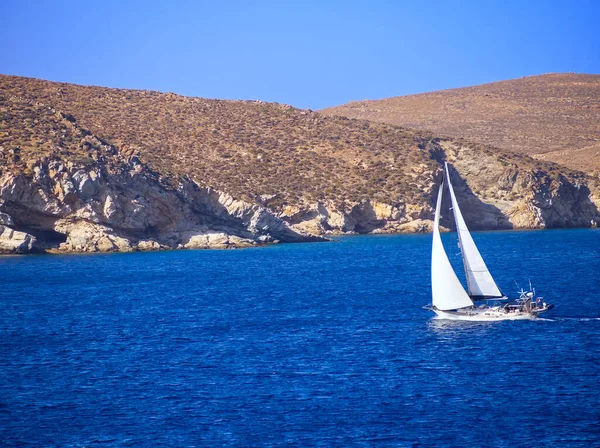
2;0;599;110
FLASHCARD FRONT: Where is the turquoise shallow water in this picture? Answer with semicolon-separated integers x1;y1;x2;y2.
1;229;599;446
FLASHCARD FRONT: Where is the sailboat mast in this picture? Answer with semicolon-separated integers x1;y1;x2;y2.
431;178;474;311
443;162;504;300
445;166;474;294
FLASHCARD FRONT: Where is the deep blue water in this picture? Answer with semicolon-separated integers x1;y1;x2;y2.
1;229;599;447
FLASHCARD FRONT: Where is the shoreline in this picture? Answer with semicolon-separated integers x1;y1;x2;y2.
2;226;597;256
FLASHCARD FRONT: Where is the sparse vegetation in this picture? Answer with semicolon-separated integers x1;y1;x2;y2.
322;73;600;174
1;74;598;218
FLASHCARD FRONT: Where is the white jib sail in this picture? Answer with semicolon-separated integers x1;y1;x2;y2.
444;163;503;299
431;180;474;311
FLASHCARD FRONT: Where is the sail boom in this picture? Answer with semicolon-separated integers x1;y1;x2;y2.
470;295;506;301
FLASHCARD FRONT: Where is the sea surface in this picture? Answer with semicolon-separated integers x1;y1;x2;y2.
1;229;599;447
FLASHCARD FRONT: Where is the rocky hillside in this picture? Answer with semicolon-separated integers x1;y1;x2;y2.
322;73;600;175
1;75;599;254
0;96;323;253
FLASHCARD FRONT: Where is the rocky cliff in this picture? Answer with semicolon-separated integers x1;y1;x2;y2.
0;158;323;254
1;76;599;254
278;139;600;236
0;99;323;254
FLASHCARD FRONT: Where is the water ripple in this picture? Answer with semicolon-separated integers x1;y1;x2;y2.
1;230;599;446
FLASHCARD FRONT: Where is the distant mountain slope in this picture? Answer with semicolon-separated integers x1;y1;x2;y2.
1;75;599;253
321;74;600;174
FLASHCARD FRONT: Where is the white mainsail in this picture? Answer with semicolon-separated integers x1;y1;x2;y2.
443;163;504;299
431;180;474;311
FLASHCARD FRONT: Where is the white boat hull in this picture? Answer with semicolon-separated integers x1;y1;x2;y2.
432;308;545;321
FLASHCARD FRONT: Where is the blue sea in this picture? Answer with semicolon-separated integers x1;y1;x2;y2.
1;229;599;447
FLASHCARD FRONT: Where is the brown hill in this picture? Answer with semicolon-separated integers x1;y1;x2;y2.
1;75;599;253
321;73;600;174
1;75;437;209
0;94;323;253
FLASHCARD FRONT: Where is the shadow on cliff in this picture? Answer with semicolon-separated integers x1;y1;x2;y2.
347;201;384;233
182;184;325;242
536;177;600;228
0;201;66;252
433;161;514;231
1;200;153;251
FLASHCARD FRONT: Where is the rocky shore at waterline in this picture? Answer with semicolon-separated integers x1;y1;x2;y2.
1;148;598;255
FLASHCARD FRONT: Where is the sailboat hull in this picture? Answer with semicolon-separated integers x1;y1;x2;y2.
432;307;549;321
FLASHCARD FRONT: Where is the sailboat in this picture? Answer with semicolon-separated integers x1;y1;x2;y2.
425;162;554;321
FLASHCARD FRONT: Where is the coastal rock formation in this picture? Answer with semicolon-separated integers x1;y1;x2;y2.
276;140;600;235
443;141;600;229
0;103;323;254
0;158;323;254
0;225;36;254
280;199;431;235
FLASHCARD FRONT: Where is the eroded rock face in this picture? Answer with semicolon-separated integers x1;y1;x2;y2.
0;225;36;254
280;199;429;235
0;136;598;256
0;154;324;254
444;141;600;230
0;212;14;226
185;185;310;243
277;142;600;235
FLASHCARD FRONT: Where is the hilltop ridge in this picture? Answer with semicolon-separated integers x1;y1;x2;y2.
322;73;600;174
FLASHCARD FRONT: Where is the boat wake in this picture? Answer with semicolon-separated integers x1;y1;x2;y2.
505;316;600;323
546;316;600;322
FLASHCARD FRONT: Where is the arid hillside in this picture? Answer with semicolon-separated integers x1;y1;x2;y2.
322;74;600;174
1;75;439;209
1;75;599;253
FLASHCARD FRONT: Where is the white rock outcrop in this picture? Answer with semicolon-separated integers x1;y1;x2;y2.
0;154;324;254
0;225;36;254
